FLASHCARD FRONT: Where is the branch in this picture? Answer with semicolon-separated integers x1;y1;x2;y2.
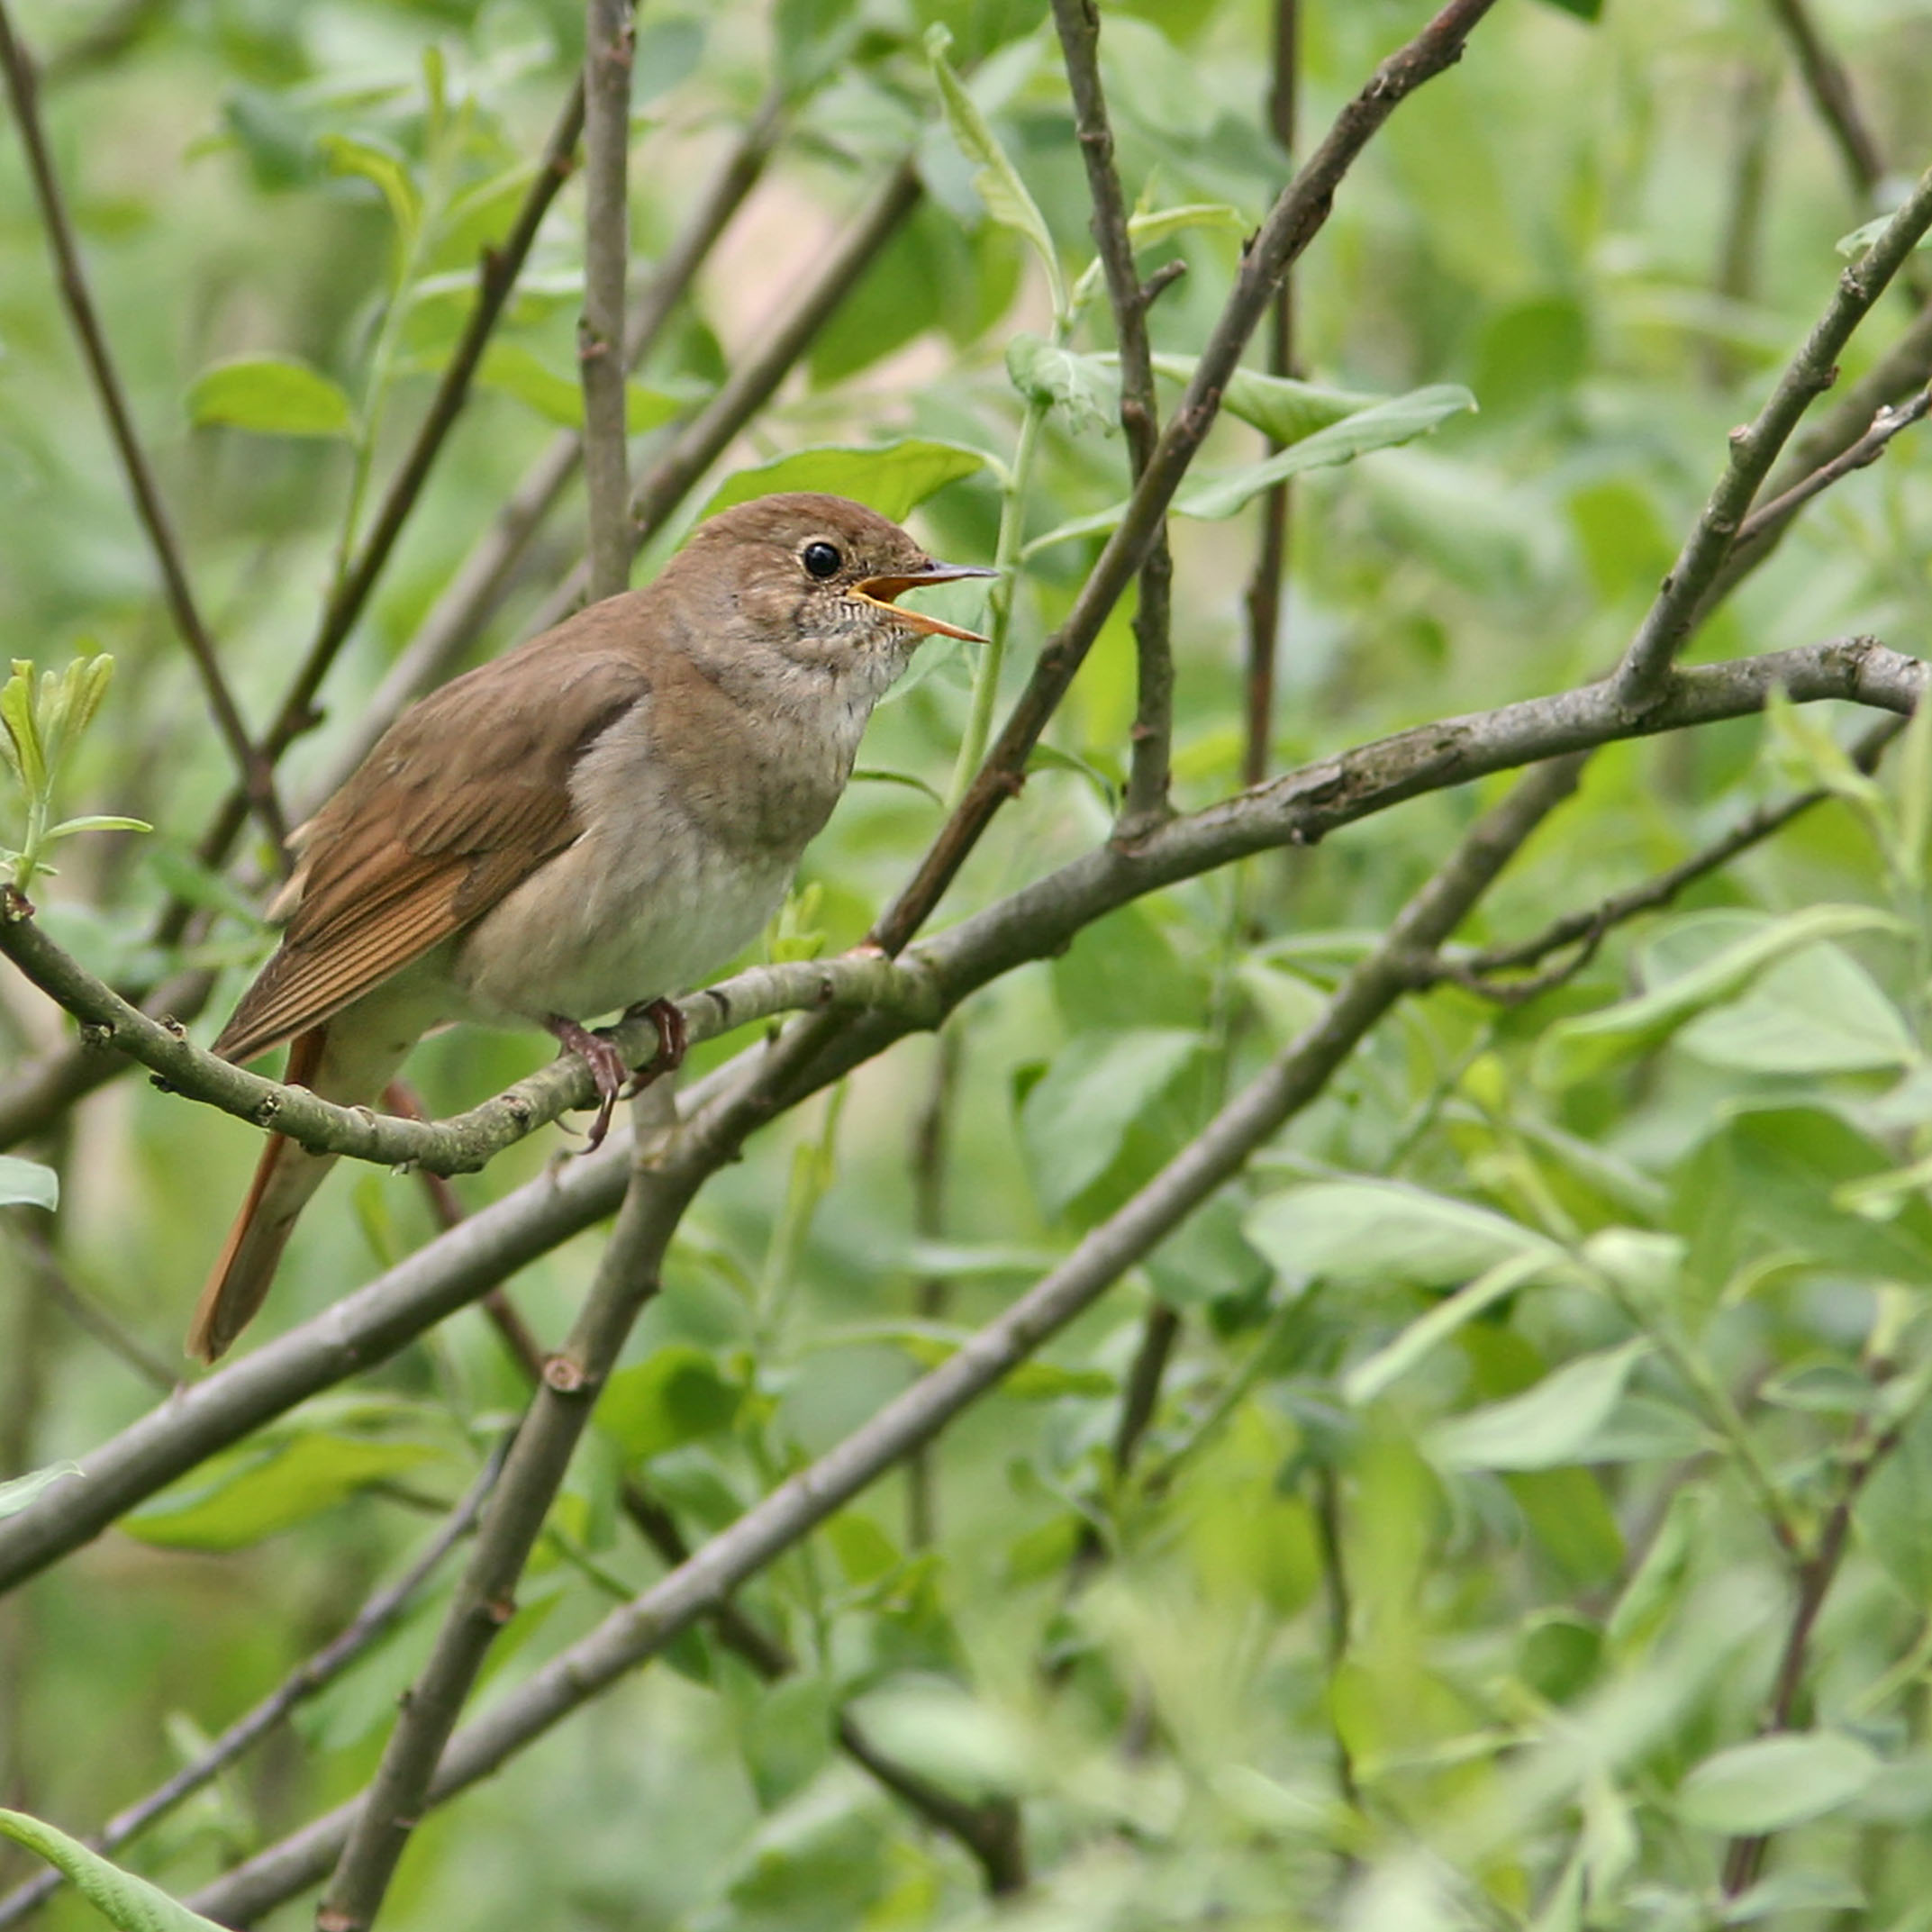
0;0;281;848
873;0;1505;953
1051;0;1175;831
3;634;1925;1595
3;637;1924;1169
0;1446;502;1931
579;0;635;603
1613;160;1932;705
184;754;1585;1930
1242;0;1301;790
317;1125;699;1930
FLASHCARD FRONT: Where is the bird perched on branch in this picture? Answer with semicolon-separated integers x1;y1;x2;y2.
190;492;993;1364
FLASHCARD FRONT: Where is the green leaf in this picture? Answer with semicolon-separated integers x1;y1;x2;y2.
774;0;861;95
45;815;151;840
1245;1178;1567;1292
1532;905;1901;1088
0;1155;58;1211
925;23;1065;316
1341;1250;1559;1407
1676;941;1917;1075
1;663;45;794
471;342;685;433
186;355;357;439
122;1436;444;1550
1837;212;1932;259
1175;385;1478;519
739;1673;837;1810
320;132;422;256
0;1460;81;1519
1677;1733;1879;1834
1020;1028;1204;1217
1025;385;1477;550
1426;1339;1652;1472
598;1346;742;1463
1149;351;1384;446
1535;0;1601;16
0;1809;227;1930
701;440;987;524
1006;333;1118;435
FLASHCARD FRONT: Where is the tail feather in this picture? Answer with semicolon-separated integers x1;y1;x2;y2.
187;1029;331;1364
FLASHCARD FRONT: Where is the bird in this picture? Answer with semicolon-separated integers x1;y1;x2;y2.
187;491;994;1364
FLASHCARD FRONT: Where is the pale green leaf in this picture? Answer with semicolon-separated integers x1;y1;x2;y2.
45;815;151;840
925;24;1065;315
1426;1339;1652;1472
1006;334;1119;435
1677;1733;1879;1834
1676;941;1917;1075
701;439;987;523
1532;905;1901;1088
1149;351;1385;445
598;1346;741;1463
0;1809;226;1930
320;132;422;253
186;356;357;439
0;1154;58;1211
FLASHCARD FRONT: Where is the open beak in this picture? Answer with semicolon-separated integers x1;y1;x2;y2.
856;561;999;643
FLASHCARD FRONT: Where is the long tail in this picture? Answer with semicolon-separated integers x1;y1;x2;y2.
187;1016;414;1364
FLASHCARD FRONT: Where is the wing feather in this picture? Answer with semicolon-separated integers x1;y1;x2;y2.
215;605;654;1065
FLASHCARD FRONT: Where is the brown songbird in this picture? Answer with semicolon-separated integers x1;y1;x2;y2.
189;492;993;1363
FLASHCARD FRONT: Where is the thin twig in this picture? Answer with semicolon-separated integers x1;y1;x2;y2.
184;756;1586;1930
1242;0;1300;789
1613;160;1932;705
8;1224;173;1392
873;0;1505;954
0;1443;504;1930
0;0;281;848
1051;0;1175;832
580;0;636;603
1731;385;1932;556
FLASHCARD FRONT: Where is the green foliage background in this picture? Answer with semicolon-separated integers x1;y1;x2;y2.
5;0;1932;1927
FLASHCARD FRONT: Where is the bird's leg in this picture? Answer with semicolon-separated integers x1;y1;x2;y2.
618;996;687;1097
545;1013;630;1150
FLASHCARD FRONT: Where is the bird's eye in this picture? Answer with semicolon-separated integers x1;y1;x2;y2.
802;540;842;580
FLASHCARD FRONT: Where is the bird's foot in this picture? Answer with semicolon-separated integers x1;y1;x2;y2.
618;997;687;1097
546;1014;630;1151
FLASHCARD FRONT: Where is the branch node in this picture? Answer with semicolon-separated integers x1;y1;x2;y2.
480;1594;517;1628
78;1020;113;1048
541;1352;594;1393
0;884;32;922
1140;259;1187;308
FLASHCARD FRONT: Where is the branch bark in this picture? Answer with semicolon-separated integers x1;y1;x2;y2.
579;0;636;603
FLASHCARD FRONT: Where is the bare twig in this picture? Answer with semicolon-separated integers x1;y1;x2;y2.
874;0;1505;953
1051;0;1175;831
1614;160;1932;705
184;756;1586;1929
580;0;636;603
0;1446;504;1931
7;1223;172;1392
1242;0;1300;789
0;0;281;848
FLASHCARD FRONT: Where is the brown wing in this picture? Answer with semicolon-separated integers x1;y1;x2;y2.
214;608;653;1064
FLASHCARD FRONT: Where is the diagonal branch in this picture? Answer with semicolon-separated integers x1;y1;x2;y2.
183;754;1587;1929
0;0;282;848
1613;159;1932;706
1763;0;1885;202
873;0;1505;953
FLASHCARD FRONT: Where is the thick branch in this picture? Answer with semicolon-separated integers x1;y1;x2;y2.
0;0;280;847
579;0;636;603
2;634;1924;1596
873;0;1504;951
185;756;1584;1930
